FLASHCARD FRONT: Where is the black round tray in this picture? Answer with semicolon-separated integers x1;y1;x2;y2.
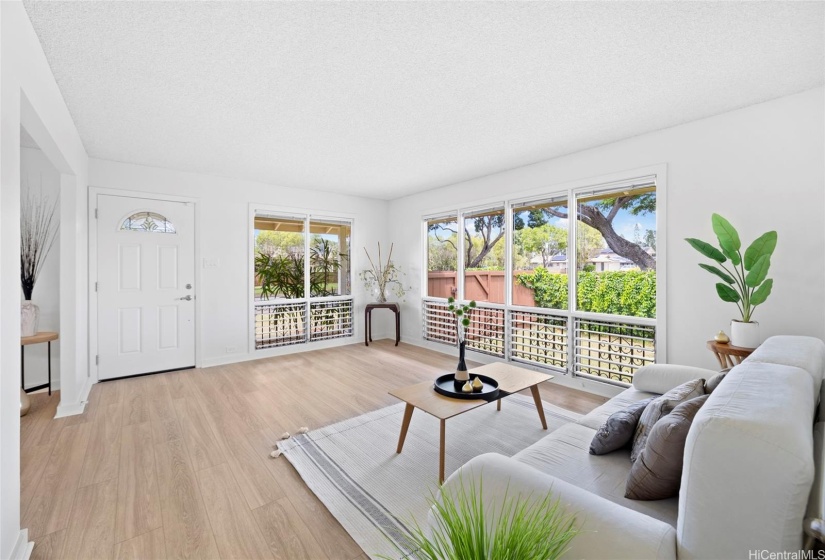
433;373;500;401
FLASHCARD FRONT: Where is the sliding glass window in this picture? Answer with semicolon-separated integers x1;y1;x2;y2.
511;197;569;309
253;212;353;349
573;184;656;383
510;197;569;369
462;207;505;305
422;175;661;386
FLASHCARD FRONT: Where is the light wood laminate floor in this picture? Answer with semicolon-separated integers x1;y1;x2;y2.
21;340;607;560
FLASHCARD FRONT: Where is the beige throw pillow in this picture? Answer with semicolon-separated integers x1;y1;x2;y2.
625;394;710;500
630;378;705;463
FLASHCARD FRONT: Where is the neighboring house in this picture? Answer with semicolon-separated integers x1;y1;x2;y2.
528;249;651;273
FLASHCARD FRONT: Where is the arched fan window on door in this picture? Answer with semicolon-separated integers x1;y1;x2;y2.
120;211;176;233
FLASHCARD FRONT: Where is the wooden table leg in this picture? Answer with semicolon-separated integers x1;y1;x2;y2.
396;404;414;453
439;419;446;485
496;399;501;411
395;309;400;346
47;340;52;395
530;385;548;430
364;308;370;346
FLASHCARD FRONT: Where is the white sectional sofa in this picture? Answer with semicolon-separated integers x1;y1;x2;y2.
434;336;825;559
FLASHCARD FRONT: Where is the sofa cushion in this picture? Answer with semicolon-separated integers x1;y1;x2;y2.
633;364;715;394
513;422;679;526
704;368;731;394
631;378;705;462
590;398;653;455
625;395;709;500
745;335;825;395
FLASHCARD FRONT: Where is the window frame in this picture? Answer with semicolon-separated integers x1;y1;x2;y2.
249;204;355;354
421;165;667;385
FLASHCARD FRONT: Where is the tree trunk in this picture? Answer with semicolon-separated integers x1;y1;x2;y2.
580;206;655;270
466;230;504;268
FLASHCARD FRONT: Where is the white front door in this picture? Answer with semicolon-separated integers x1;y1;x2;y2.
97;194;195;380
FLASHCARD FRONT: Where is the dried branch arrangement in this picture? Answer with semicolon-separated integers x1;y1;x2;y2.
21;188;59;300
360;242;409;302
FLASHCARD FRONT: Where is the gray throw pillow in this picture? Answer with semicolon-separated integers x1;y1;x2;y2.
625;394;710;500
705;368;731;394
589;398;654;455
630;378;705;462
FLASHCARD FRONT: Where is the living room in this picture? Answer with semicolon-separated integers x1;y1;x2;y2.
2;1;824;559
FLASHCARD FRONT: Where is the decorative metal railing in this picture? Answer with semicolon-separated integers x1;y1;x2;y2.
255;298;353;349
510;309;568;370
422;299;457;345
309;299;353;342
422;297;656;385
573;317;655;385
465;306;505;358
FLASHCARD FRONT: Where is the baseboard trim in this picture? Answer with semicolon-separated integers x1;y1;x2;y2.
54;376;93;418
200;335;368;369
10;529;33;560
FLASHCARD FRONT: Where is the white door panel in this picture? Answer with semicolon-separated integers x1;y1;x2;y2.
97;195;195;380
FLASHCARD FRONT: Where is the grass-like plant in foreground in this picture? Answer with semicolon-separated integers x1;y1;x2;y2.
384;477;578;560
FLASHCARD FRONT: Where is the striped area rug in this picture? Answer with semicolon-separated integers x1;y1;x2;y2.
278;393;581;559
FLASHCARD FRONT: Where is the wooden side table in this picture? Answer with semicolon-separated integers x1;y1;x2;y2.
21;331;58;395
707;340;755;369
365;303;400;347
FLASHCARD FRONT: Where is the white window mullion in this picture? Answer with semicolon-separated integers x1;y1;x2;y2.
304;216;311;343
567;190;577;376
504;202;514;361
456;209;465;302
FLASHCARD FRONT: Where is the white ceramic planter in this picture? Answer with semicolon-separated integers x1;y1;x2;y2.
21;300;39;337
730;320;760;349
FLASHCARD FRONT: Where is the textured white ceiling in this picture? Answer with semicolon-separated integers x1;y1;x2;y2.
22;1;825;200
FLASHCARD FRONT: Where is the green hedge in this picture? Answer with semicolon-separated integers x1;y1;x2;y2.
516;268;656;319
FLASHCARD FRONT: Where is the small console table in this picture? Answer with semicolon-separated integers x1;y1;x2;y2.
706;339;755;369
365;303;400;347
21;331;58;395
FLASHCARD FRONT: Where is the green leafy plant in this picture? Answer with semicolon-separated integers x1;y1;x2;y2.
515;268;656;320
384;477;577;560
685;214;777;323
256;239;343;300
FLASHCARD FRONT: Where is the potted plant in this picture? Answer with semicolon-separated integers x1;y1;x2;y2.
360;242;409;302
384;476;577;560
447;297;476;381
686;214;776;348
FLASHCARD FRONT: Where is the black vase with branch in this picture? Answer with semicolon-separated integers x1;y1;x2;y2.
20;189;58;337
447;297;476;381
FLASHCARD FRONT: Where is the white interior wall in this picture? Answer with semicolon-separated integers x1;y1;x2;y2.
20;146;61;391
1;2;89;558
88;158;392;370
388;87;825;387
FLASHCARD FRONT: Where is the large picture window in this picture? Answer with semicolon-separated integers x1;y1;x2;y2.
423;175;660;386
253;212;353;349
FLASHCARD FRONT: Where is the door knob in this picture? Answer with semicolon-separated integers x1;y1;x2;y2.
176;295;193;301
